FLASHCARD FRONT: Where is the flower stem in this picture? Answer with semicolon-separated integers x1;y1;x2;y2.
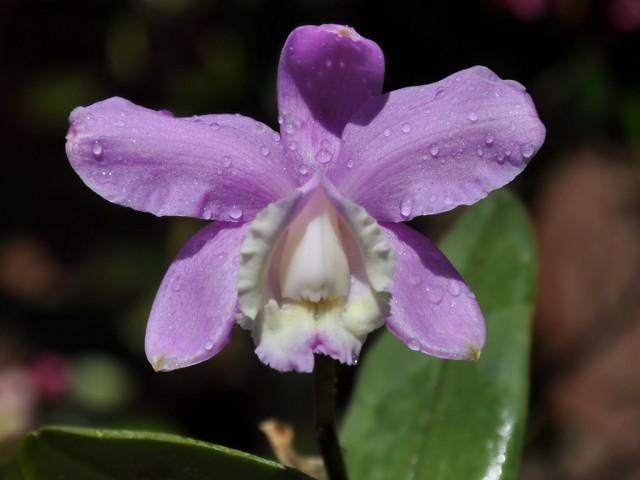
313;354;348;480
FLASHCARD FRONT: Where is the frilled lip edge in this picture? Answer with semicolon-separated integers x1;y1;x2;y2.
235;171;396;372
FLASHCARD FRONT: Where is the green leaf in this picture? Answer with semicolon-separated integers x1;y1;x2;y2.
20;427;313;480
341;190;536;480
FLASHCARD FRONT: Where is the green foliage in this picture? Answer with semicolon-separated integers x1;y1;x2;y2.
341;190;536;480
20;427;313;480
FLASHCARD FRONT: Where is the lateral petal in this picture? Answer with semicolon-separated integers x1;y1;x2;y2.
66;97;295;221
381;222;485;360
145;221;251;371
277;24;384;183
336;66;546;221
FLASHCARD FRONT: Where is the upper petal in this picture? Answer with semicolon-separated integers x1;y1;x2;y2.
277;25;384;183
145;221;251;371
381;222;485;360
335;66;546;221
66;97;296;221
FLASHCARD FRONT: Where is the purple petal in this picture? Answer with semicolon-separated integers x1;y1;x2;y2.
145;221;251;371
381;222;485;360
66;97;295;221
335;66;546;221
277;24;384;182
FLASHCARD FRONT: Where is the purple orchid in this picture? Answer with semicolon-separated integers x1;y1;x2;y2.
65;24;545;373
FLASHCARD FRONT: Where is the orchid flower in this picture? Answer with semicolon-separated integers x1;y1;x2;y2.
65;24;545;373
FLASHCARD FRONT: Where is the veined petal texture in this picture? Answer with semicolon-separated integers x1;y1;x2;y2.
277;24;384;183
146;221;251;371
381;222;485;360
335;66;546;221
66;97;296;221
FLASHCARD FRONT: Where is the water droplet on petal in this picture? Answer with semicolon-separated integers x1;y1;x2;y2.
272;132;281;142
467;291;476;299
171;279;181;291
277;115;284;125
92;140;103;158
211;122;220;130
429;144;440;157
351;354;359;365
115;119;126;127
426;285;444;304
289;141;298;151
203;207;213;219
204;340;214;351
283;119;296;135
383;128;392;137
315;149;332;164
260;146;270;156
228;206;243;220
467;112;478;122
448;281;461;296
485;133;495;145
254;121;265;132
159;109;174;117
444;196;453;206
477;147;484;157
298;164;308;175
408;338;421;351
401;123;411;134
434;86;445;98
521;143;534;158
400;195;413;218
222;156;231;168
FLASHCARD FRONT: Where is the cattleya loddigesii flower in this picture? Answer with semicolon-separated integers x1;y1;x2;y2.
65;25;545;372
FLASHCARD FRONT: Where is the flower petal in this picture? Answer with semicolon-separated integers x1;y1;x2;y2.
66;97;295;221
145;221;251;371
277;24;384;182
335;66;546;221
381;222;485;360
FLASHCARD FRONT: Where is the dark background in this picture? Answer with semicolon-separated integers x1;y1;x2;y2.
1;1;639;479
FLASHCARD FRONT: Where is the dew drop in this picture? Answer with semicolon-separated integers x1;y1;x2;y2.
211;122;220;130
351;354;359;365
485;133;495;145
429;144;440;157
448;281;461;296
283;119;297;135
260;146;270;156
277;115;284;125
92;140;103;158
272;132;281;142
159;109;174;117
346;158;354;169
467;291;476;299
467;112;478;122
171;279;182;292
298;164;308;175
434;86;445;98
115;119;126;127
289;141;298;151
426;285;444;304
203;207;213;219
222;156;231;168
228;206;243;220
400;195;413;218
521;143;534;159
408;338;421;351
383;128;392;137
254;122;265;132
444;196;453;206
204;340;214;351
401;123;411;134
315;149;333;164
477;147;484;157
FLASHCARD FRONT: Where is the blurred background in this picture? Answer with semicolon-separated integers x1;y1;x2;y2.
1;0;639;479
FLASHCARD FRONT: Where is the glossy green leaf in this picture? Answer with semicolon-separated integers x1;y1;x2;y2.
20;427;313;480
341;190;536;480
